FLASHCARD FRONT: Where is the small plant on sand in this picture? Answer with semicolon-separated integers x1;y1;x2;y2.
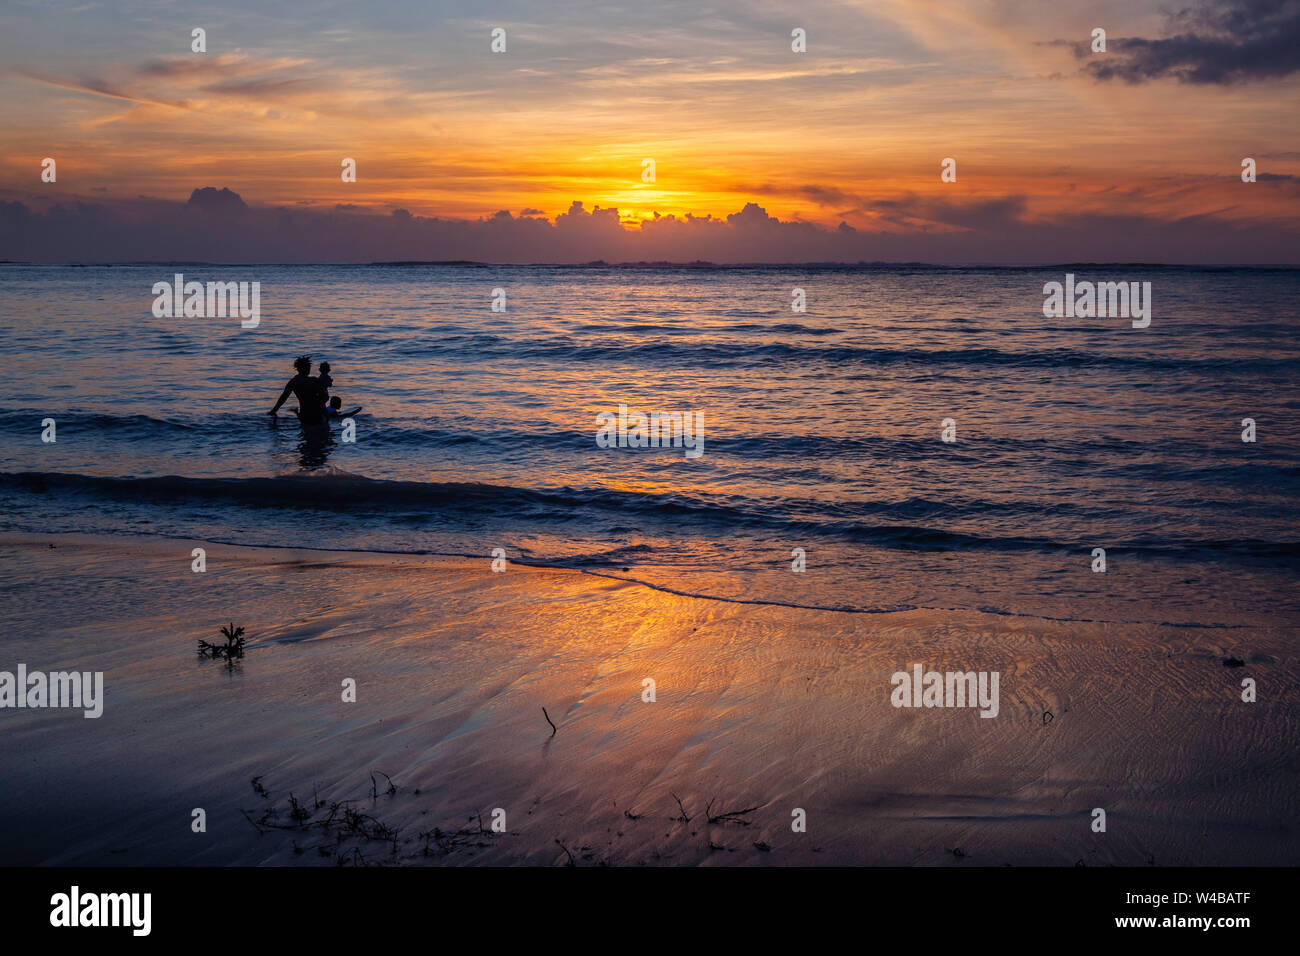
198;623;247;667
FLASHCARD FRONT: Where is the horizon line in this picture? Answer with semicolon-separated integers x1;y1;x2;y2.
4;260;1299;270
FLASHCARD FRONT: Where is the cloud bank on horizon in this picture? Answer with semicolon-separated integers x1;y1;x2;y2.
3;184;1296;264
0;0;1297;263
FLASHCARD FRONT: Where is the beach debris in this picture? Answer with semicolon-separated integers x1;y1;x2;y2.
243;776;520;863
420;822;496;857
706;798;762;826
243;799;401;859
1222;657;1245;668
287;793;310;822
555;839;577;867
340;847;368;868
1042;711;1054;726
369;771;397;800
198;622;246;667
753;841;772;852
543;706;557;736
948;847;967;859
671;792;692;822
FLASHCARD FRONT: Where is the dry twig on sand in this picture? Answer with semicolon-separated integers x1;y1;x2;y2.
670;792;691;822
370;771;397;799
705;798;763;826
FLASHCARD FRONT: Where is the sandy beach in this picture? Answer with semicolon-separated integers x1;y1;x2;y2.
0;530;1293;867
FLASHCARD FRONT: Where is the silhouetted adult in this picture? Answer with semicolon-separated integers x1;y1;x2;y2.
269;355;327;425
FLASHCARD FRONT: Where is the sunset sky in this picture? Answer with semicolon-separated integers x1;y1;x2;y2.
1;0;1297;262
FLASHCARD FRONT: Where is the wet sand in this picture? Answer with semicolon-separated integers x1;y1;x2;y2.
0;531;1294;866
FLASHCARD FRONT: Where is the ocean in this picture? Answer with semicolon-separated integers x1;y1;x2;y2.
1;263;1297;628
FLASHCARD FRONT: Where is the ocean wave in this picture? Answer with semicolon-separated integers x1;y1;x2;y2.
4;410;1297;482
3;469;1297;561
0;410;202;436
386;337;1300;372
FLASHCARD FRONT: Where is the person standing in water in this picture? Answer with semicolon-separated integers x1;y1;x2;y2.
269;355;327;425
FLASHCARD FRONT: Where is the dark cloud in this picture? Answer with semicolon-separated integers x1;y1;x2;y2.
1077;0;1300;84
14;69;177;107
796;185;860;207
30;69;145;103
187;187;248;213
199;76;317;97
868;195;1030;231
1;187;1296;265
749;185;1032;233
136;57;212;78
747;182;869;210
